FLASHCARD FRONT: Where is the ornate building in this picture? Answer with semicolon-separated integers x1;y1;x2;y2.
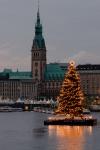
0;69;37;100
31;8;46;81
0;8;100;101
0;8;46;101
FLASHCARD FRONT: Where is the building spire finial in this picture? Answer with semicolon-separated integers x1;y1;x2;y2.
37;0;40;24
38;0;40;13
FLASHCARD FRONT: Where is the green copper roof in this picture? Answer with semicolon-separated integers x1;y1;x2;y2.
3;69;12;73
0;63;67;80
35;8;42;36
33;36;45;49
9;72;32;79
32;8;46;49
44;63;66;81
0;69;32;80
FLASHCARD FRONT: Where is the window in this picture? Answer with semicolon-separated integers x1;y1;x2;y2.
56;82;58;86
35;62;38;67
35;69;38;77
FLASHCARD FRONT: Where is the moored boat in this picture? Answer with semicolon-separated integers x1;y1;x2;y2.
0;106;23;112
83;108;91;114
89;105;100;112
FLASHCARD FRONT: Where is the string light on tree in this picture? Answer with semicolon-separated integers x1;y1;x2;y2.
69;60;75;66
56;60;84;118
44;61;97;125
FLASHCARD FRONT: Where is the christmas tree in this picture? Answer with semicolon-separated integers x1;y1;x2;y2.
56;61;84;118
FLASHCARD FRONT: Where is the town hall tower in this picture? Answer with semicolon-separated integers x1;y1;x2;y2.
31;6;47;81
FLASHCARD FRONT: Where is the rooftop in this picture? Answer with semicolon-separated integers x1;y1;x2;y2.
0;63;100;80
44;63;66;81
0;69;32;80
77;64;100;70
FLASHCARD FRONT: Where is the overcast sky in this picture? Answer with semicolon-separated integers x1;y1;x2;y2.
0;0;100;71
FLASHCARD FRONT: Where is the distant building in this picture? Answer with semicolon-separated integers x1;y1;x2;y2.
0;69;38;100
77;64;100;98
0;8;100;101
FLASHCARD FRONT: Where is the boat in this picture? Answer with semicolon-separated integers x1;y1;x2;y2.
89;98;100;112
83;108;91;114
89;105;100;112
0;106;23;112
33;107;54;114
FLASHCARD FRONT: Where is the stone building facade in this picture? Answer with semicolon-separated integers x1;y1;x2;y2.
0;8;100;101
0;69;38;100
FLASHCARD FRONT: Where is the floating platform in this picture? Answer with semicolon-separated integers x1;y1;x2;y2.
44;116;97;126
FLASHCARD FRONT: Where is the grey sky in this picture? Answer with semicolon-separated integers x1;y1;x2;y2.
0;0;100;71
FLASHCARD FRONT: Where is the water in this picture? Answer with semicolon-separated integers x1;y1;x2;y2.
0;112;100;150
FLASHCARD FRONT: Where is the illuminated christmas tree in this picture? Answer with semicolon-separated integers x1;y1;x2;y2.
56;61;84;118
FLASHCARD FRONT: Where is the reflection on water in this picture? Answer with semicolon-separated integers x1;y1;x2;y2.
48;126;93;150
33;127;47;138
0;112;99;150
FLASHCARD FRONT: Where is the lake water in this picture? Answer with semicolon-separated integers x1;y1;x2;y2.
0;112;100;150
